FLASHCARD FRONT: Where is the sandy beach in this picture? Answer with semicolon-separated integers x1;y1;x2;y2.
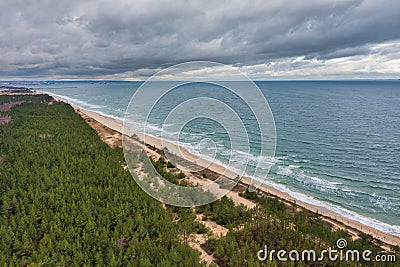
52;94;400;247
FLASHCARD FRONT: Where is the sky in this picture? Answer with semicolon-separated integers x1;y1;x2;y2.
1;0;400;80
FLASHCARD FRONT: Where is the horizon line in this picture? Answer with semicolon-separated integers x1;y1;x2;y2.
1;78;399;83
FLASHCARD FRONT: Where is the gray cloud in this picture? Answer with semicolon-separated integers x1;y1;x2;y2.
1;0;399;79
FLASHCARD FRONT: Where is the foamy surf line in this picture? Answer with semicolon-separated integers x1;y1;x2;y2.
45;92;400;245
41;91;125;123
181;142;400;238
261;180;400;236
174;139;400;238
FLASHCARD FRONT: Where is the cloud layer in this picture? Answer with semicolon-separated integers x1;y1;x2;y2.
1;0;400;79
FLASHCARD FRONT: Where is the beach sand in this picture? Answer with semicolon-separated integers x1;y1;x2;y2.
52;94;400;247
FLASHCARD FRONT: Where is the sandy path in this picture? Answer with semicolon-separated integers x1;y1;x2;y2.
188;234;215;266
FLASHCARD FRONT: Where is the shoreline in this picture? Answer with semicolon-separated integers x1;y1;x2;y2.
50;94;400;247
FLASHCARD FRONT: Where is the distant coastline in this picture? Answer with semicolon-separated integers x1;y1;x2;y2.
0;85;35;94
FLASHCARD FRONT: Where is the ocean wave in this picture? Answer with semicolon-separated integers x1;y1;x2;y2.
274;165;347;196
189;132;205;136
46;92;105;110
369;193;400;213
43;91;125;123
289;164;301;168
92;110;124;123
144;123;163;133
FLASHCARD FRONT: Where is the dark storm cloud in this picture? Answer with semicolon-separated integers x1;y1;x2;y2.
1;0;399;79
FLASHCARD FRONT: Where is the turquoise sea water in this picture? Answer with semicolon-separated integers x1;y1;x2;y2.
12;80;399;236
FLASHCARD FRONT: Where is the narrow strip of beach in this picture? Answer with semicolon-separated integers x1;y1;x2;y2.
52;94;400;247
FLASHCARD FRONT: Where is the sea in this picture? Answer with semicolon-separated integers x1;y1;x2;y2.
6;80;399;236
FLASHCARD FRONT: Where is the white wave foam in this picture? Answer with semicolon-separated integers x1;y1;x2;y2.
289;164;301;168
189;132;204;136
50;93;104;110
41;91;125;123
144;123;163;133
276;166;293;176
369;193;400;213
276;165;343;190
